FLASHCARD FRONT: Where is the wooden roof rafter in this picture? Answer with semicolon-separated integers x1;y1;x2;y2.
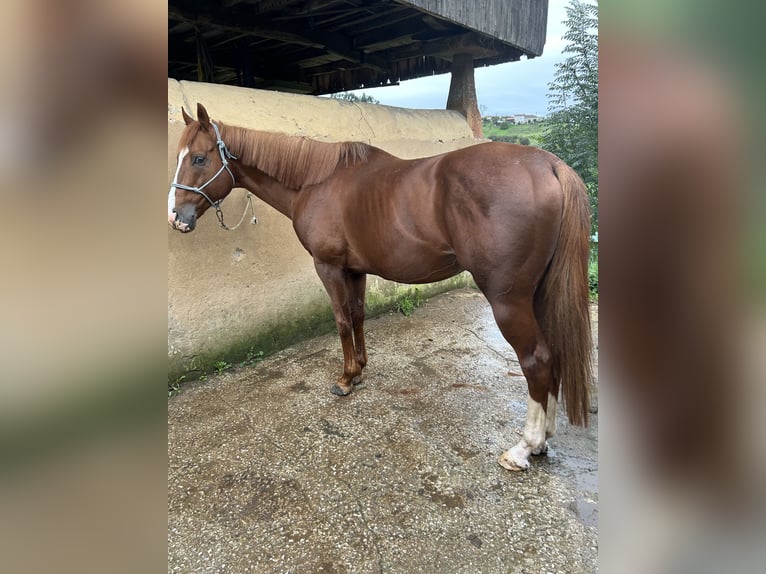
168;0;548;94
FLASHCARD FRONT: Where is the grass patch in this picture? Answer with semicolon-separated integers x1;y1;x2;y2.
168;346;266;398
213;360;232;374
168;375;185;398
482;120;549;146
394;288;425;316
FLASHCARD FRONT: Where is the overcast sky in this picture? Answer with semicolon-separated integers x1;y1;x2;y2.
339;2;569;116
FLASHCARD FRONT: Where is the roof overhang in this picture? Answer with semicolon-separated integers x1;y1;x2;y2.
168;0;548;95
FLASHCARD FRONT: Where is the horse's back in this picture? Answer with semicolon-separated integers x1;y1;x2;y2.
441;142;562;192
292;142;566;288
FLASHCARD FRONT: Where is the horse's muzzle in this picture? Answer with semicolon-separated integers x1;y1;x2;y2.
169;207;196;233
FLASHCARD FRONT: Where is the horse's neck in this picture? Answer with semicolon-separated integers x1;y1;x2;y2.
222;123;372;189
218;125;299;218
219;124;376;218
233;163;299;219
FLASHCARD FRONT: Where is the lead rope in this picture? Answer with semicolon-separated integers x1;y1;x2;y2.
215;192;257;231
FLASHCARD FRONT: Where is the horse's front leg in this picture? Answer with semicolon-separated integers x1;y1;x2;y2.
314;261;362;396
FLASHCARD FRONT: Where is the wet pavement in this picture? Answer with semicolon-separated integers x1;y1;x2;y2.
168;289;598;573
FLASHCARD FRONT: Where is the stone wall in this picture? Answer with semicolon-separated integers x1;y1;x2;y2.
168;80;479;379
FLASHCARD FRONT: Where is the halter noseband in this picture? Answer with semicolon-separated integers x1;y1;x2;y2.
171;121;239;228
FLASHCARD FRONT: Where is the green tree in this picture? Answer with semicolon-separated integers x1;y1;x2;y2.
541;0;598;232
330;91;380;104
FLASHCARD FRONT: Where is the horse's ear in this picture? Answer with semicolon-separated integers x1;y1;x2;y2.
181;107;194;125
196;103;210;128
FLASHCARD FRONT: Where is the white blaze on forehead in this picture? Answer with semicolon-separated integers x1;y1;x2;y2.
168;147;189;220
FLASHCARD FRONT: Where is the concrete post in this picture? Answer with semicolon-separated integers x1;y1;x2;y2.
446;53;483;138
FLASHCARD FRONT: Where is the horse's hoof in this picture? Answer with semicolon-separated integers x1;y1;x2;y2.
330;383;352;396
498;449;530;471
531;441;549;456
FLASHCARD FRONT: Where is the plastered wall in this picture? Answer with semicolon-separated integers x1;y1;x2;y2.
168;80;479;379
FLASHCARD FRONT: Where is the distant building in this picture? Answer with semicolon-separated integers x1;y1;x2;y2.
483;114;544;125
512;114;542;124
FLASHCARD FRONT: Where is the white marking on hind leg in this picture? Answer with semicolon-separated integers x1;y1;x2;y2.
498;394;547;471
545;393;558;438
532;394;558;455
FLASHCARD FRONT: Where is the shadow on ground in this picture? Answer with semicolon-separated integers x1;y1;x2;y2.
168;289;598;573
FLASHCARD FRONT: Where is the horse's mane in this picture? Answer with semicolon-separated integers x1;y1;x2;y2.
219;124;370;190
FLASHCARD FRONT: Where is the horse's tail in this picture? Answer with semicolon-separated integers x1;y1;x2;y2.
535;161;593;426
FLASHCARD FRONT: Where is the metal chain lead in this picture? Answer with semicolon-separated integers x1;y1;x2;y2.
216;192;257;230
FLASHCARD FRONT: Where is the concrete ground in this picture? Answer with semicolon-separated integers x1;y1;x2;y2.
168;289;598;574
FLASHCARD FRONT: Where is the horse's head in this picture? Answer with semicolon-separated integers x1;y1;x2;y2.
168;103;237;232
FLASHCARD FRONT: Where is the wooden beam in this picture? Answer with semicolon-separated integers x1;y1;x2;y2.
168;5;390;73
396;0;547;56
253;78;314;93
388;32;510;61
319;5;411;31
352;16;429;51
169;7;321;48
224;0;303;13
446;53;482;138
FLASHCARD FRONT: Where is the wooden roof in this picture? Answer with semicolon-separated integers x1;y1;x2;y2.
168;0;548;95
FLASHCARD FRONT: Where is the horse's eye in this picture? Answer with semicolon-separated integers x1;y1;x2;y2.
192;156;206;166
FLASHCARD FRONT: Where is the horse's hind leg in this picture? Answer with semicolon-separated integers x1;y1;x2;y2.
487;294;557;471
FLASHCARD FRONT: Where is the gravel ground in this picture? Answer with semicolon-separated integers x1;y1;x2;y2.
168;289;598;573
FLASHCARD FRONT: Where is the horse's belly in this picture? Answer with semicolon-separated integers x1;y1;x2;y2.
350;247;463;284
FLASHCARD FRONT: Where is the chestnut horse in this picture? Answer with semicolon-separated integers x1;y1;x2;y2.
169;103;592;471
